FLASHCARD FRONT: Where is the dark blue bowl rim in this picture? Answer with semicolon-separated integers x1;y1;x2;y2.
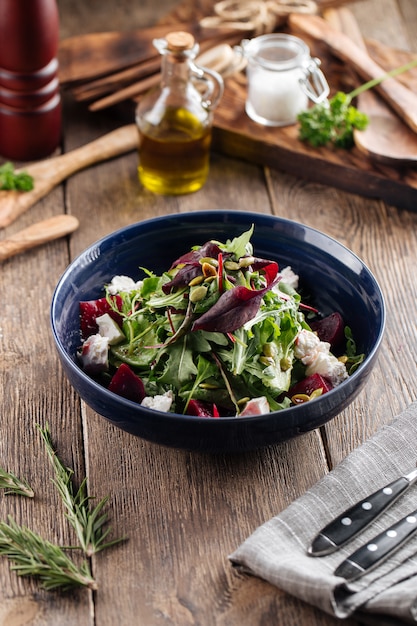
51;210;386;426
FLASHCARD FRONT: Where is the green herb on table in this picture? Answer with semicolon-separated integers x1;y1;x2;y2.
0;424;126;591
0;468;34;498
0;162;34;191
0;516;97;591
38;424;126;558
298;57;417;149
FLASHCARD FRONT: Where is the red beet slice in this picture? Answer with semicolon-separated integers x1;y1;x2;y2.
108;363;145;403
186;399;219;418
80;296;123;340
289;373;333;398
309;312;345;350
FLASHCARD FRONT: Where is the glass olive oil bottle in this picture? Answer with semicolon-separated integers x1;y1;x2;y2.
136;31;223;195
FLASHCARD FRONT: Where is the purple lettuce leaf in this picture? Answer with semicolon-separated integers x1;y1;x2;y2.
192;261;279;333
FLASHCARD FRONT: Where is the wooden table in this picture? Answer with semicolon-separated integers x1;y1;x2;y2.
0;1;416;624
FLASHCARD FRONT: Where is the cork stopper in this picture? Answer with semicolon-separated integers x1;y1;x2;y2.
165;31;195;52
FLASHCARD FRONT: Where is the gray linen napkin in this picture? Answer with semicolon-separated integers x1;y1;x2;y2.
229;402;417;623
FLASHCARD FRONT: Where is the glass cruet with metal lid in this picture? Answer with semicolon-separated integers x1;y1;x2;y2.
135;31;224;195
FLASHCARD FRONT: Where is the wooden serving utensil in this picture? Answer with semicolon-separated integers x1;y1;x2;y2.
0;214;79;262
289;13;417;135
0;124;138;229
324;7;417;166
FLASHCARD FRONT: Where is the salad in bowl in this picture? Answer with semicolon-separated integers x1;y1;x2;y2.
77;226;363;418
51;210;384;451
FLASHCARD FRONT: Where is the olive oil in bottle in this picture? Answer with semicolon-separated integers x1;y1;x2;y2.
136;31;223;195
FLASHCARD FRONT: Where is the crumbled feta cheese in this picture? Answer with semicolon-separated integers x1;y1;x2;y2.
79;334;109;374
141;390;173;412
96;313;125;345
295;329;348;386
239;396;270;416
279;266;299;289
294;329;323;365
305;351;348;386
107;275;143;295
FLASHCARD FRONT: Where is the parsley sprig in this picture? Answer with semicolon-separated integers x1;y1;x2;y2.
298;57;417;149
0;162;34;191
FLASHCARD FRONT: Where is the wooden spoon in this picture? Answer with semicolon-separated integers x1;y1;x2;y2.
324;7;417;167
0;124;138;229
289;13;417;135
0;214;79;262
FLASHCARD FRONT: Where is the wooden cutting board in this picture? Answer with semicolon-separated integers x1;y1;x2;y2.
58;0;417;210
211;36;417;211
160;0;417;210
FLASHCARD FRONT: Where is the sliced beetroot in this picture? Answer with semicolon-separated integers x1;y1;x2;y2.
80;296;123;340
289;373;333;398
108;363;146;403
186;399;219;418
309;312;345;350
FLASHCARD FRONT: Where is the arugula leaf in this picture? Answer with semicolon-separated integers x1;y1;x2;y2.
223;225;254;258
157;336;198;389
183;355;218;411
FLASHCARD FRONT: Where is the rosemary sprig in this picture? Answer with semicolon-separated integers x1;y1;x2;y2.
0;469;34;498
38;425;125;557
0;516;97;591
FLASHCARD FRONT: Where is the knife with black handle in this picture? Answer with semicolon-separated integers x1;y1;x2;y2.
308;466;417;556
334;509;417;581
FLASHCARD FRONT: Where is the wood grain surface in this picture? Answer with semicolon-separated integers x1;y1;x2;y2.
0;1;417;625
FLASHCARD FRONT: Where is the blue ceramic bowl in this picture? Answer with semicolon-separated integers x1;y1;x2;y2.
51;211;385;453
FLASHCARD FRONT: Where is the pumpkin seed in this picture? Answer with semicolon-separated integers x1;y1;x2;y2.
188;275;204;286
202;262;217;278
224;260;240;271
190;285;208;303
239;256;255;268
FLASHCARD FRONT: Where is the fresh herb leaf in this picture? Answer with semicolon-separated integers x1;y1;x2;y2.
183;354;218;411
0;468;34;498
38;424;126;557
344;326;365;375
223;225;254;259
0;516;97;591
0;162;34;191
298;92;368;148
298;57;417;149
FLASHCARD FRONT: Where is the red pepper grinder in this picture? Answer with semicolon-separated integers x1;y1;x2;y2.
0;0;61;161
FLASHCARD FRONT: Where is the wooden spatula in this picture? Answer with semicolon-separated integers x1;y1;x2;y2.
0;215;79;262
0;124;138;229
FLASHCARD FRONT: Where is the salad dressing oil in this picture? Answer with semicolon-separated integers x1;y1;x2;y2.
136;31;223;195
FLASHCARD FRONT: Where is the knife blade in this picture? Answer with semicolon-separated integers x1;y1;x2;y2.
334;509;417;581
308;466;417;556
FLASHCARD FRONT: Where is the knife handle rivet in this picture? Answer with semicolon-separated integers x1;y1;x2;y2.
387;530;398;537
341;517;352;526
368;543;378;552
362;502;372;510
383;487;393;495
406;516;417;524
